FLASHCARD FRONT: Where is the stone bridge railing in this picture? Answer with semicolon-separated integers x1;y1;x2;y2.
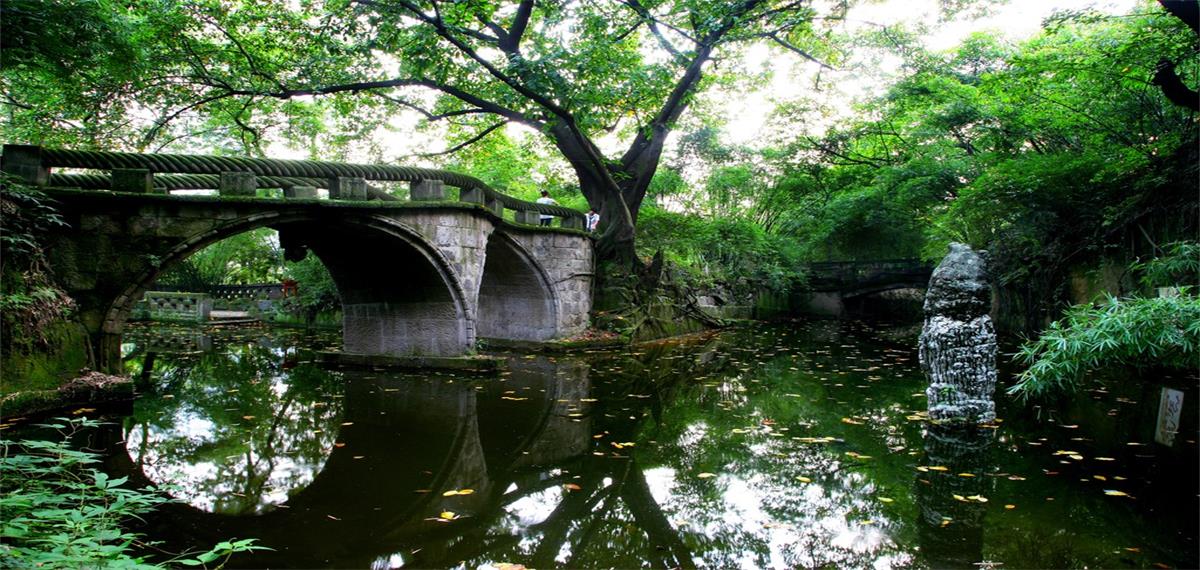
154;283;284;300
805;259;934;294
2;145;587;228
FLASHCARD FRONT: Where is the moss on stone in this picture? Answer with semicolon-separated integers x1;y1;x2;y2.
1;321;91;396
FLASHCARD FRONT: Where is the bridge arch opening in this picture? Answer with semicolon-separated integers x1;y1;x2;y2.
102;212;471;368
476;233;558;341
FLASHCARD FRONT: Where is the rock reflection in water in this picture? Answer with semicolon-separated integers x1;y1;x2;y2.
915;424;995;569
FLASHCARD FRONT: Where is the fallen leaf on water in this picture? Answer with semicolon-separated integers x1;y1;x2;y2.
1124;547;1141;553
958;473;976;478
72;408;97;415
439;511;458;520
1096;457;1116;461
242;416;256;420
327;515;341;521
563;483;582;491
1104;489;1131;497
841;417;864;425
1069;454;1084;460
927;466;949;472
698;472;716;479
1004;504;1016;510
442;489;475;497
1152;563;1172;569
797;476;812;483
341;422;354;426
879;497;894;503
334;443;346;448
953;494;967;502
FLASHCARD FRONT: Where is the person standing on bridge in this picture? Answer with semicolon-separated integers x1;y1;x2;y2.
585;208;600;232
536;190;558;227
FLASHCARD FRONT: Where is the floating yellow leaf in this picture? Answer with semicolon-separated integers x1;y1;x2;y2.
1104;489;1130;497
1004;504;1016;510
797;476;812;483
879;497;894;503
841;417;863;425
1096;457;1116;461
698;472;716;479
442;489;476;497
927;466;949;471
563;483;582;491
958;473;976;477
1069;454;1084;461
439;511;458;520
953;494;967;502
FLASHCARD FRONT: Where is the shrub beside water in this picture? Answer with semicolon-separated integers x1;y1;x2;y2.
0;417;266;569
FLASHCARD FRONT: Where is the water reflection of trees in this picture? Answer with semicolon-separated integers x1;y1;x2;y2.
113;322;969;567
408;324;930;569
123;330;344;515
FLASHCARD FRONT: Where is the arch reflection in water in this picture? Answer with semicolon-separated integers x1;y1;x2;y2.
114;351;595;568
122;334;344;515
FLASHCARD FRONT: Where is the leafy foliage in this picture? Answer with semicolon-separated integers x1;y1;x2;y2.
637;206;806;297
156;229;283;290
1009;293;1200;398
0;417;268;568
278;252;341;321
0;178;75;352
1010;243;1200;397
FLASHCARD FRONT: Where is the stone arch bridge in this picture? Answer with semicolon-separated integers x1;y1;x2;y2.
800;259;934;317
2;145;594;371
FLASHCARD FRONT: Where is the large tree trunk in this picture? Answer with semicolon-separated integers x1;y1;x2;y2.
548;122;641;265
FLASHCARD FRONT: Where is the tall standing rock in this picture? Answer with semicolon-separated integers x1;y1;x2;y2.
919;243;997;424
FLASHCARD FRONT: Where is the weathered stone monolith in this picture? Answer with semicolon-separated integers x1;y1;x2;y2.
919;242;997;423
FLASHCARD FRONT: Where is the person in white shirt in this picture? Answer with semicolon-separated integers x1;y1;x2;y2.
536;190;558;226
585;208;600;232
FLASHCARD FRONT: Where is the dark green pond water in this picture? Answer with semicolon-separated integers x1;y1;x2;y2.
45;321;1200;567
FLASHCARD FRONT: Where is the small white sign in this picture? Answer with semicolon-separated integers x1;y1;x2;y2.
1155;387;1184;446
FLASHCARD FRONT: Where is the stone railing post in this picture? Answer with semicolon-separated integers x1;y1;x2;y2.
112;169;154;193
460;187;485;205
329;176;367;200
560;215;583;230
411;179;446;201
284;185;319;199
515;210;540;224
1;144;49;186
219;171;256;196
485;197;504;217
